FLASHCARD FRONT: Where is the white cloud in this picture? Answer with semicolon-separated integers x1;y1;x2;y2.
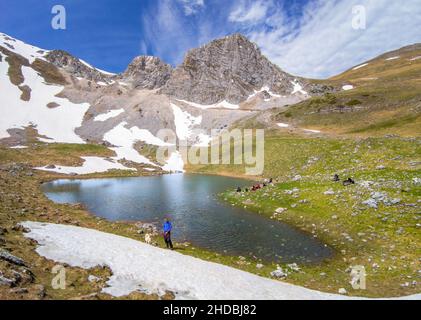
233;0;421;78
177;0;205;16
229;0;272;24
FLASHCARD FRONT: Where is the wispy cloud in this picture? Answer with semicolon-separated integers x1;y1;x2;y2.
228;0;272;24
235;0;421;78
177;0;205;16
140;0;421;78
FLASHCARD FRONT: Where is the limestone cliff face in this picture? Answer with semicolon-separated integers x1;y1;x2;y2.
119;56;172;90
160;33;305;104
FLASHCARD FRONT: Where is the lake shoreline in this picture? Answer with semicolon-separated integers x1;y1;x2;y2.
1;142;419;299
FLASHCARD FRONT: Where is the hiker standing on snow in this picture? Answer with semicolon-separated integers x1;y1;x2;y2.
163;218;174;250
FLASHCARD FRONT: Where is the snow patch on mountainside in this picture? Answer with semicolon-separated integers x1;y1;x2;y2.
162;151;185;172
342;85;354;91
94;109;125;122
21;222;421;300
247;86;283;101
0;59;88;143
103;122;157;166
79;58;116;76
303;129;322;134
171;104;202;140
385;56;400;61
352;63;369;70
291;81;307;95
36;157;134;175
176;100;239;110
0;33;48;63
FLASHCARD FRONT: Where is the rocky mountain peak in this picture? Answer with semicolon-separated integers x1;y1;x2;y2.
160;33;302;105
119;55;172;90
45;50;113;83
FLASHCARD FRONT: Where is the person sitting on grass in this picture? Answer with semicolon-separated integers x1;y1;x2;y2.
163;218;174;250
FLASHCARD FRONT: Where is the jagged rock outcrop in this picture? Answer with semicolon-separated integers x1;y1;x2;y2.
119;56;172;90
45;50;112;83
161;33;306;104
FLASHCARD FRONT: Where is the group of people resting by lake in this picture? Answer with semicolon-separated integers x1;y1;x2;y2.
235;175;355;194
236;178;275;193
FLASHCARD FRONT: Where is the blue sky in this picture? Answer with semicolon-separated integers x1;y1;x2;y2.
1;0;420;78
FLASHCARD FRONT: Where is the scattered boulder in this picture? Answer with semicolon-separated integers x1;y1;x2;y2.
287;263;301;272
338;288;348;295
144;233;152;245
271;267;288;279
362;198;378;209
0;249;27;267
275;208;287;214
324;189;335;195
88;275;101;283
242;199;254;206
0;274;14;287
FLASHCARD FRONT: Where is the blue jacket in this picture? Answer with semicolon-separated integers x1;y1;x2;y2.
163;221;172;233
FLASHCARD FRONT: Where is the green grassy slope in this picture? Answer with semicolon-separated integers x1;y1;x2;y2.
249;44;421;137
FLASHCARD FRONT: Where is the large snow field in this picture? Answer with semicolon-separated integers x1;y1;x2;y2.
36;156;134;175
0;58;89;143
21;222;421;300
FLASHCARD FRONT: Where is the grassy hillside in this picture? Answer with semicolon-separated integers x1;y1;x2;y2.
248;44;421;137
188;131;420;297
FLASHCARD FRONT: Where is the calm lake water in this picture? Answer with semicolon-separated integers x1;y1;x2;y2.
42;174;332;264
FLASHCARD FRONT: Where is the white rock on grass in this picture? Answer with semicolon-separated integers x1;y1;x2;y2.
271;268;288;279
362;198;378;209
88;275;101;283
338;288;348;295
275;208;287;214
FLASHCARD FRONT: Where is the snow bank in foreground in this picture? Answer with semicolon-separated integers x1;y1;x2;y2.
94;109;125;122
21;222;421;300
36;157;134;175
